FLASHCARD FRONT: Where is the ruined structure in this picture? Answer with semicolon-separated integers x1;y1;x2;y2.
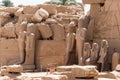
0;0;120;79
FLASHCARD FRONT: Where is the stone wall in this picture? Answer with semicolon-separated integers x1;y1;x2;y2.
36;40;66;70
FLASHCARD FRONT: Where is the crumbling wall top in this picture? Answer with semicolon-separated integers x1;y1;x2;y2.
82;0;105;4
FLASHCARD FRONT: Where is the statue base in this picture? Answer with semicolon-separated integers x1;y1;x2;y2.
22;64;35;71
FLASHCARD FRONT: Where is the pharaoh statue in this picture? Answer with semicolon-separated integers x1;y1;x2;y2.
80;42;91;65
86;43;99;65
76;15;87;65
24;33;35;65
112;48;120;71
18;31;26;64
65;21;76;65
98;40;109;71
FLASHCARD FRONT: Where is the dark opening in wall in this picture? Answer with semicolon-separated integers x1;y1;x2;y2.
100;3;105;7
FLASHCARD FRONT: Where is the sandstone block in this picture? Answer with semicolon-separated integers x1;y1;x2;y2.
36;40;66;57
38;8;49;19
38;4;57;15
82;0;105;4
23;6;39;14
72;66;98;78
32;10;42;23
51;23;65;40
0;7;19;13
37;23;52;39
45;18;58;24
41;75;68;80
0;69;9;76
6;65;23;73
15;8;23;16
36;56;65;70
1;23;16;38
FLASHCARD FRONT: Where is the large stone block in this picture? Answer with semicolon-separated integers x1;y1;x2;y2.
82;0;105;4
36;40;66;69
51;23;65;40
0;39;19;65
23;6;39;14
38;4;57;15
36;40;66;57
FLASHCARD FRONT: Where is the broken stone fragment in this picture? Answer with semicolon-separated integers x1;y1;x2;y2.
38;4;57;15
32;10;42;23
72;66;98;78
1;22;16;38
23;6;39;14
37;23;52;39
6;65;23;73
38;8;49;19
15;8;24;16
45;18;58;24
51;23;65;40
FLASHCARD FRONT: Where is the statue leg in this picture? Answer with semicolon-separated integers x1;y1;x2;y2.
24;33;35;65
18;32;26;64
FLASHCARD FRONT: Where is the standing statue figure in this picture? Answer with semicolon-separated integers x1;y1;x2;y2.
80;42;91;65
18;31;26;64
65;21;76;65
86;43;99;65
76;15;87;65
98;40;109;71
112;48;120;71
24;33;35;65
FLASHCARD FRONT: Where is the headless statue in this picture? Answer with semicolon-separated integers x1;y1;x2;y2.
112;48;120;71
18;31;26;64
76;16;87;65
86;43;99;65
65;21;75;65
24;33;35;65
98;40;109;71
80;42;91;65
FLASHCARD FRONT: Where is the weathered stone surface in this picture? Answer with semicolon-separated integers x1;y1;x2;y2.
72;65;98;78
38;4;57;15
41;75;68;80
6;65;23;73
0;39;19;65
23;6;39;14
36;40;66;69
37;23;52;39
82;0;105;4
51;23;65;40
0;22;16;38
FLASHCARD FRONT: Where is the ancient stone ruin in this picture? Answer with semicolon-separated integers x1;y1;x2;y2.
0;0;120;80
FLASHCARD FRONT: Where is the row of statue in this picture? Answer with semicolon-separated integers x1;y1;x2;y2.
65;15;120;71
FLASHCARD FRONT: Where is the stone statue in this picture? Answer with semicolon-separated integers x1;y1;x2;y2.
80;42;91;65
65;21;75;65
15;21;27;36
76;15;87;65
112;48;120;71
86;43;99;65
18;31;26;64
24;33;35;65
98;40;109;71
